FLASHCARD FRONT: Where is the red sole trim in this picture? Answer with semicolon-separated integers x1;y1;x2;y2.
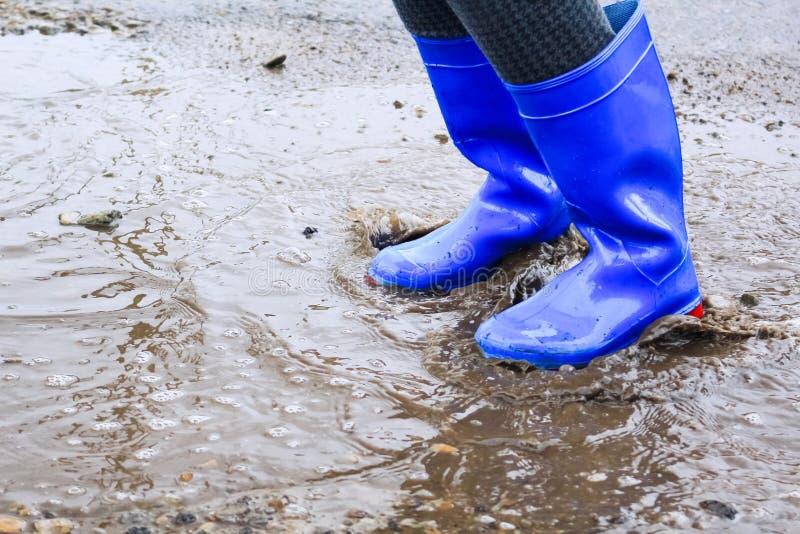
686;302;704;318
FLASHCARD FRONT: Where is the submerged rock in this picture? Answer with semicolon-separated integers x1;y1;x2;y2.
0;516;26;534
59;209;123;227
700;500;737;520
33;518;77;534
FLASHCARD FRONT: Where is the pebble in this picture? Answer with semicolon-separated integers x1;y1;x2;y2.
0;516;26;534
173;512;196;525
302;226;318;238
33;518;77;534
430;443;459;454
700;500;737;520
263;54;287;70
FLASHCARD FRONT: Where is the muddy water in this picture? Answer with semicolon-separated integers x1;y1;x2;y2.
1;0;799;532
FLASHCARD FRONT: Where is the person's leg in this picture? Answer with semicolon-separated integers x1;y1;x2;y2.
369;1;570;290
471;1;703;368
445;0;615;84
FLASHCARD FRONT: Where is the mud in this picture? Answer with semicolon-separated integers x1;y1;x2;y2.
1;0;799;532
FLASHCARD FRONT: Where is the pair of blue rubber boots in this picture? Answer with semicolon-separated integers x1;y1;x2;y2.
369;1;704;369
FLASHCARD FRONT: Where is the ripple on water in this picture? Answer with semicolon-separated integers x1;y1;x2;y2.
214;396;241;407
276;247;312;266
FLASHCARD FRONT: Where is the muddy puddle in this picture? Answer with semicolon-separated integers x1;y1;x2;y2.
1;0;799;532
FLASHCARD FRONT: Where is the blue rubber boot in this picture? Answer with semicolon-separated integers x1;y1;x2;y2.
475;0;703;369
368;36;569;291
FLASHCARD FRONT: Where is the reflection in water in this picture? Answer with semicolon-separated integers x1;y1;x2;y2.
0;0;799;531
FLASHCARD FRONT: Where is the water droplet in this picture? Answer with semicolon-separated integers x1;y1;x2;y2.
368;359;385;369
208;433;221;441
268;426;289;437
45;375;79;388
66;486;86;496
214;344;226;351
66;438;83;446
31;357;52;365
284;404;307;414
2;373;20;383
134;350;153;364
234;357;254;367
221;384;242;391
138;375;162;383
62;407;77;414
224;328;243;338
134;448;157;460
289;376;307;384
351;390;367;399
329;377;351;387
587;472;607;482
272;347;288;357
150;390;184;402
184;415;211;425
28;230;48;239
148;418;177;431
743;412;763;425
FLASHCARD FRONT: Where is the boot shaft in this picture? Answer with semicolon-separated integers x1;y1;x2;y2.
413;35;548;178
505;0;691;284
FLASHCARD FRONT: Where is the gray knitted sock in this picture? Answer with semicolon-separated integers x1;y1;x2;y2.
445;0;616;84
392;0;468;39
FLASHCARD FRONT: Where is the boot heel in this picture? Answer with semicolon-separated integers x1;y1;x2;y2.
686;303;704;319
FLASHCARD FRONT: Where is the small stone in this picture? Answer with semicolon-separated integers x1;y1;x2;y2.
432;499;454;512
433;134;449;144
392;100;404;109
739;293;759;307
33;518;77;534
587;472;608;482
197;523;217;533
179;472;194;482
302;226;318;238
263;55;287;70
77;210;122;227
124;528;151;534
430;443;459;455
700;500;737;520
0;516;26;534
345;510;369;519
174;513;196;525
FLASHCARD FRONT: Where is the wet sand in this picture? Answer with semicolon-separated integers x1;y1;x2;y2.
1;0;799;532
